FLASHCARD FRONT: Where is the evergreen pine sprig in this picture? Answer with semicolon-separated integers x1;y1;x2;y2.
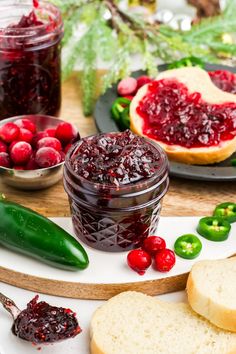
50;0;236;115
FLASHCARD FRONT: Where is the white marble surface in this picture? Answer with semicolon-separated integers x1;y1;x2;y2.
1;217;235;284
0;282;187;354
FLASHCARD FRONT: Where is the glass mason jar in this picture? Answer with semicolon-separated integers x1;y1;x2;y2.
0;0;63;120
64;132;169;252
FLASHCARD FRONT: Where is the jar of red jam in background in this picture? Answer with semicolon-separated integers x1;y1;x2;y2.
0;1;63;120
64;130;169;252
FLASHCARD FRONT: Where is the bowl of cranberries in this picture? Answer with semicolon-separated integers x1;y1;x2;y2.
0;115;79;190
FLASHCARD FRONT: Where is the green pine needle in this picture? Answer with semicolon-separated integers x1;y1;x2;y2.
50;0;236;115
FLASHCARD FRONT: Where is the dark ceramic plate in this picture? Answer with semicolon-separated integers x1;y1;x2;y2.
94;63;236;181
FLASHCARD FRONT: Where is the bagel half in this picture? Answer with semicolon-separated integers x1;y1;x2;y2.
130;67;236;165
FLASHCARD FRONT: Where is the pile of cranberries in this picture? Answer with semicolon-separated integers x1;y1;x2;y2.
127;236;176;275
0;118;78;170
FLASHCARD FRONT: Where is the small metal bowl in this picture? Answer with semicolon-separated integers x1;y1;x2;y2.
0;115;77;190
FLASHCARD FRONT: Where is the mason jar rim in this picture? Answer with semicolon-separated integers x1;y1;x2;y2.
64;131;169;194
0;0;63;47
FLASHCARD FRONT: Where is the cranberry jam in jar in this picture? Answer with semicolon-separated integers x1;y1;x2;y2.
64;130;169;252
0;1;63;119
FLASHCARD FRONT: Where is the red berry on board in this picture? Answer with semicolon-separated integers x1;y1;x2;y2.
10;141;32;165
15;118;36;133
0;152;11;168
142;236;166;256
127;249;152;275
37;137;62;152
32;131;49;147
154;249;176;272
123;95;134;101
137;75;153;89
18;128;33;144
35;147;61;168
117;77;138;96
55;122;77;144
44;128;56;137
0;122;20;143
0;140;7;153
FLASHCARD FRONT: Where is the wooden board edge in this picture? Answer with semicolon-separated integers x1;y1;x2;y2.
2;255;235;300
0;266;188;300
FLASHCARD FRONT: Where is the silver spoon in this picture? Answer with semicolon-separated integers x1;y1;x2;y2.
0;292;21;320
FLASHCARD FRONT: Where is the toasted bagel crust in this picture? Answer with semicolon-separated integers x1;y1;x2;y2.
130;67;236;165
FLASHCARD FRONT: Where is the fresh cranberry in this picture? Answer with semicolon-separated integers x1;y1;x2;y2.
14;119;36;133
71;130;160;185
10;142;32;165
25;157;39;170
117;77;137;96
32;131;49;147
14;165;25;170
0;140;7;153
18;128;33;144
137;75;153;89
12;295;81;344
9;141;18;152
0;123;20;143
123;95;134;101
0;152;11;168
35;147;61;168
142;236;166;256
44;128;56;137
55;122;77;144
37;137;62;152
137;79;236;148
127;249;152;275
154;249;176;272
64;143;72;154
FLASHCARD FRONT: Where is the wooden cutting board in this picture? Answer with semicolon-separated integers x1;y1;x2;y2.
0;217;235;300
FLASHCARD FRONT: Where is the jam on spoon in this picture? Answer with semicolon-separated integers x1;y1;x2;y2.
0;292;81;344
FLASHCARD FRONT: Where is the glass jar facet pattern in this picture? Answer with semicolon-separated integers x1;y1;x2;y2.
64;134;169;252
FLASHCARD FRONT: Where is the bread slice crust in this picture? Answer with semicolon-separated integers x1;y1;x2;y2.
130;67;236;165
187;257;236;333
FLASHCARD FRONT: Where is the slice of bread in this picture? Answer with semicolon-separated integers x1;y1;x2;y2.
130;67;236;165
187;257;236;332
90;291;236;354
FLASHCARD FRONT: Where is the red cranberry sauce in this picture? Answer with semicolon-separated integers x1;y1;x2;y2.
64;131;169;252
12;296;81;344
136;79;236;148
209;70;236;95
9;10;43;29
0;6;62;119
33;0;39;8
71;130;161;186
